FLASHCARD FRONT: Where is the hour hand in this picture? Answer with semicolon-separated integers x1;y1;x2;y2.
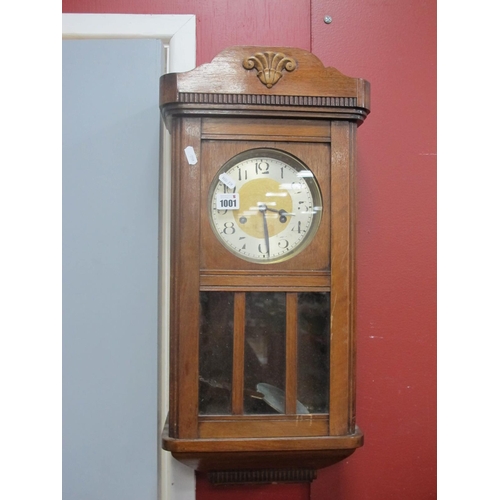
266;207;295;223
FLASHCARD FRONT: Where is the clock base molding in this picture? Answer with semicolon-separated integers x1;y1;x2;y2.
163;424;363;475
207;468;317;485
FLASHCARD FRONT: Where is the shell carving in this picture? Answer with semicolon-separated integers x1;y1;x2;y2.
243;51;297;88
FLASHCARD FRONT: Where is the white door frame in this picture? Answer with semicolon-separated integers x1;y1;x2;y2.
62;13;196;500
62;13;196;73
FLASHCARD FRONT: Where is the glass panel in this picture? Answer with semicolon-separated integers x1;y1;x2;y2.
199;292;234;415
244;292;286;414
297;292;330;413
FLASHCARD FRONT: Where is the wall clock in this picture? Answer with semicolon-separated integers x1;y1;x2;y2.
159;46;370;484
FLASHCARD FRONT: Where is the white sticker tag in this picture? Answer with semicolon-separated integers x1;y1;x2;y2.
216;193;240;210
184;146;197;165
219;173;236;189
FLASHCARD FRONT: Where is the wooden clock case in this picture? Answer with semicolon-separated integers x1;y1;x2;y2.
159;46;370;483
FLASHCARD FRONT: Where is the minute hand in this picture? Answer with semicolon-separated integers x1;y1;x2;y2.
259;205;271;257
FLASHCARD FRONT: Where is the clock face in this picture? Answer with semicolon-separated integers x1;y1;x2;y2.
208;148;323;264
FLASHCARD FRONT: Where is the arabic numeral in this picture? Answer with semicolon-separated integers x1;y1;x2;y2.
298;200;312;212
258;243;268;255
255;160;270;175
222;222;236;235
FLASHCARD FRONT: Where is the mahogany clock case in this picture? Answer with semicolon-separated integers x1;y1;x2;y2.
159;46;370;477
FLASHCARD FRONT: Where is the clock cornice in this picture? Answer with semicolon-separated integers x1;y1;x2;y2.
160;46;370;123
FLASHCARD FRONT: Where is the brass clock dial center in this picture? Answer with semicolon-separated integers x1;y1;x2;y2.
235;178;293;238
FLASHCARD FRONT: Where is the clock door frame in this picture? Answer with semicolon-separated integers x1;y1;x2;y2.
165;116;359;449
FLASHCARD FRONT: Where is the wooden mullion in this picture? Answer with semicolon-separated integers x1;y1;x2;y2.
285;293;298;414
232;292;246;415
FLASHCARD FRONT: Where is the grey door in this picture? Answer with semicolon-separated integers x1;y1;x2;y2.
62;39;162;500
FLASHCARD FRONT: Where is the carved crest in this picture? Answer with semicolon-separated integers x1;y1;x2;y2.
243;51;297;88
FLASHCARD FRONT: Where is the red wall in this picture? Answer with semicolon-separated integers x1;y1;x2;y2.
311;2;436;499
63;1;436;498
62;0;311;65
